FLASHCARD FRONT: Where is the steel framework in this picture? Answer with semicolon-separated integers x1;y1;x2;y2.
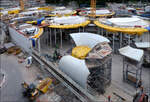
20;0;24;11
90;0;96;17
122;56;143;87
86;55;112;94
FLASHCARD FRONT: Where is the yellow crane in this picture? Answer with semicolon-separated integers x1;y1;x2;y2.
20;0;24;11
90;0;96;17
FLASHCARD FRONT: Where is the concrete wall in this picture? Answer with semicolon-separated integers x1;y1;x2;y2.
9;27;31;53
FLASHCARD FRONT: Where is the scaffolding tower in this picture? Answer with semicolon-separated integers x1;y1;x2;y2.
86;54;112;94
122;56;143;87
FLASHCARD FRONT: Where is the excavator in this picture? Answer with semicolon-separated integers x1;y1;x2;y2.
21;78;52;101
21;82;39;100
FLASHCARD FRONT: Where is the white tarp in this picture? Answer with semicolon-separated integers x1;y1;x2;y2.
87;9;111;15
70;32;110;48
59;55;90;89
119;46;144;62
135;42;150;48
19;11;39;15
126;7;136;11
11;16;35;22
107;17;149;27
27;7;40;11
52;9;73;15
55;6;66;10
53;16;86;24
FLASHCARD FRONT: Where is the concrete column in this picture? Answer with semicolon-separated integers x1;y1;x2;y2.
55;28;57;45
38;38;41;54
60;29;62;49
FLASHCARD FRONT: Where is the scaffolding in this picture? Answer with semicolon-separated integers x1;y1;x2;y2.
86;55;112;94
122;56;143;87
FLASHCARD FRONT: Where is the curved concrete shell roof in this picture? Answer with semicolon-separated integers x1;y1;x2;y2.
70;32;110;48
59;55;90;89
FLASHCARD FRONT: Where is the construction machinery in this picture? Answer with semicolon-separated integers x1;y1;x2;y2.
21;82;39;100
20;0;24;11
90;0;96;17
133;87;149;102
21;78;52;100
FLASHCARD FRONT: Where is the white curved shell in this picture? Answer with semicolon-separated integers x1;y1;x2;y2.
59;55;90;89
119;46;144;62
70;32;110;48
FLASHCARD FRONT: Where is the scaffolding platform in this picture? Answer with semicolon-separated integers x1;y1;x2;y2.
119;46;144;87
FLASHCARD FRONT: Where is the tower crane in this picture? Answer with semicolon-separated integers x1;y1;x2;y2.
20;0;24;11
90;0;96;17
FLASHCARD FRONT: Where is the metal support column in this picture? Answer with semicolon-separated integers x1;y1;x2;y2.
50;28;52;47
60;29;63;49
112;33;115;52
128;35;131;45
38;38;41;54
102;28;103;36
54;28;57;45
97;27;100;34
120;32;123;48
79;27;80;32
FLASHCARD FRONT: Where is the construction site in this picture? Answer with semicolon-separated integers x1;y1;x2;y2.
0;0;150;102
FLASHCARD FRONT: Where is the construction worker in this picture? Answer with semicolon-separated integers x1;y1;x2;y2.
133;80;143;102
107;96;111;102
25;56;32;68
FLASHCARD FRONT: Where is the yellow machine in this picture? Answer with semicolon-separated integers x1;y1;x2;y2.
21;78;52;100
21;82;39;100
37;78;52;93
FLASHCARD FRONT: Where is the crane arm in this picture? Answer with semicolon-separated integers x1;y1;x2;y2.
90;0;96;17
20;0;24;11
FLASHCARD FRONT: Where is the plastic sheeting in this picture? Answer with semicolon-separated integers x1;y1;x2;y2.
87;9;111;15
37;17;45;25
135;42;150;48
70;32;110;48
55;6;66;10
119;46;144;62
59;55;90;89
80;9;115;17
52;9;74;15
19;11;39;15
53;16;86;24
48;16;90;29
145;26;150;31
27;7;40;11
106;17;149;28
